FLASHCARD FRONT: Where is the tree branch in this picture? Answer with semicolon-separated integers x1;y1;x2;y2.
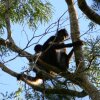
0;62;87;97
65;0;85;73
0;38;87;97
0;62;18;78
65;1;100;100
0;62;42;88
4;0;14;42
0;38;33;61
78;0;100;25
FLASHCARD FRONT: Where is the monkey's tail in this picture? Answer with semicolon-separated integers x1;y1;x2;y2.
17;74;43;86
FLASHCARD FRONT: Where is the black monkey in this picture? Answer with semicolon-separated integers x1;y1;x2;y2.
17;29;83;85
34;29;81;71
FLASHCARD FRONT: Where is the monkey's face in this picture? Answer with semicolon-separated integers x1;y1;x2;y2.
56;35;67;42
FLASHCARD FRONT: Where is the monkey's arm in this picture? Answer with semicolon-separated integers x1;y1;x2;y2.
52;40;83;49
67;48;74;61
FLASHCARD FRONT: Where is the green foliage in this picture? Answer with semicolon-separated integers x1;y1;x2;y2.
83;36;100;88
0;0;52;29
15;87;23;97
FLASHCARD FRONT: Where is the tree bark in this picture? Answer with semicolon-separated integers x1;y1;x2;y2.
65;0;100;100
78;0;100;25
0;62;87;97
4;0;14;42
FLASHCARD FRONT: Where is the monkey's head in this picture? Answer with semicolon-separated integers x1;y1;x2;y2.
56;29;69;42
34;44;42;53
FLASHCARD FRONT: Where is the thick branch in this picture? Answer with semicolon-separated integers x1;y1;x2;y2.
65;0;85;72
0;38;33;61
0;62;87;97
0;62;42;88
4;0;13;41
78;0;100;25
0;62;18;78
65;0;100;100
0;38;88;98
0;61;71;89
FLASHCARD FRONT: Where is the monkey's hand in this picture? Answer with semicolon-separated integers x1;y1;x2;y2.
73;40;84;46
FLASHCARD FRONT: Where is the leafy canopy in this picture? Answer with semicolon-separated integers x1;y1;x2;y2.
0;0;52;29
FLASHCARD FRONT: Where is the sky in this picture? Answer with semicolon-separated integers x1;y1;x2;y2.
0;0;100;100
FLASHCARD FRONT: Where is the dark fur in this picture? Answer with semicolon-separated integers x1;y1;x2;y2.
34;29;81;72
17;29;83;84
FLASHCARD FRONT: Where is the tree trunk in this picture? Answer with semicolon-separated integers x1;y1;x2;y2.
65;0;100;100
